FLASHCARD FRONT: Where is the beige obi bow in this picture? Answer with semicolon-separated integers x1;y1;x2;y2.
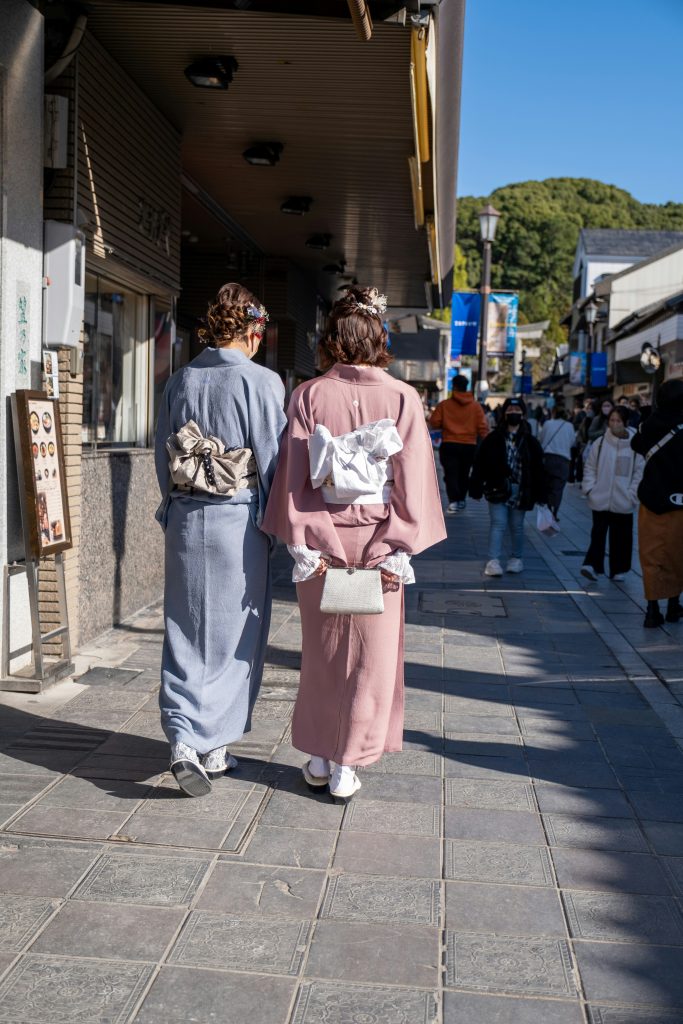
166;420;257;496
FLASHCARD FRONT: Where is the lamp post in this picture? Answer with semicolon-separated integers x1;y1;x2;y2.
477;203;501;397
584;298;598;394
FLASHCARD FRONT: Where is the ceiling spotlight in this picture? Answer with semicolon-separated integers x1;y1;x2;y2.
184;56;238;90
243;142;284;166
306;233;332;250
280;196;312;215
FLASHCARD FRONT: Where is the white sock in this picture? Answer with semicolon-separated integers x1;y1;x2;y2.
309;755;330;778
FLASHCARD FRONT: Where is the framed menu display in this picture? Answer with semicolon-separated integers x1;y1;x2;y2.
11;390;72;558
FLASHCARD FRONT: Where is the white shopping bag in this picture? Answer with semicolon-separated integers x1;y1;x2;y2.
536;504;560;537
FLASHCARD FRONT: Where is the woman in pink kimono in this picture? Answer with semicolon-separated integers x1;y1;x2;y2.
262;287;446;801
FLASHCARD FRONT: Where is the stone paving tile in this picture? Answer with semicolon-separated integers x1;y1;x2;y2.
168;913;312;974
305;919;440;987
444;991;584;1023
574;940;683;1007
0;895;60;952
333;832;440;879
0;836;102;898
0;955;154;1023
528;762;620;789
357;773;442;804
291;980;437;1024
343;799;440;837
31;901;185;961
242;825;336;869
29;774;152;812
445;881;565;936
551;849;673;895
260;790;344;830
320;873;439;926
197;862;325;919
445;779;535;811
444;754;531;782
562;890;683;944
587;1007;683;1023
445;807;545;844
362;750;441;776
445;932;577;997
445;839;554;886
5;805;131;842
134;966;296;1024
535;785;633;818
542;815;648;853
118;809;233;849
72;852;212;905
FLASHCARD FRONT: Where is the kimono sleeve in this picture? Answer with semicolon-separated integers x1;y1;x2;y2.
248;371;287;526
260;388;347;563
364;388;446;563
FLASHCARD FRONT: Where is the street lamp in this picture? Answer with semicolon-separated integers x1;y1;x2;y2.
584;298;597;352
477;203;501;396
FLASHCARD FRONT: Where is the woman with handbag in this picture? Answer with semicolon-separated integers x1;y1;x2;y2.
631;380;683;627
580;406;644;583
155;283;286;796
469;397;546;577
262;286;446;802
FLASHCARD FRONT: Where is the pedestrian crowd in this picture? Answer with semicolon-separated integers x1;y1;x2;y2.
152;279;683;804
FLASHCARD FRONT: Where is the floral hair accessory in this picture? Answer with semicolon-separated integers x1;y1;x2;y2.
356;292;388;318
246;304;269;324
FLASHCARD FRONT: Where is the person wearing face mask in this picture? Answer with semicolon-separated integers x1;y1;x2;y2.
586;398;615;445
469;397;546;577
580;406;644;583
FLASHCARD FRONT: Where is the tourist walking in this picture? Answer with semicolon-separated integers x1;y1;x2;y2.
469;397;546;577
580;407;644;583
429;375;489;514
155;283;286;797
631;380;683;627
584;397;615;446
539;407;575;517
263;286;445;802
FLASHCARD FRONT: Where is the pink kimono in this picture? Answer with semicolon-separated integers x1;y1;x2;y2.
262;363;446;766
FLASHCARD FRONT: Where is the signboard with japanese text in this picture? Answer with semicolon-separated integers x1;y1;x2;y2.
11;391;73;558
590;352;608;387
451;292;481;357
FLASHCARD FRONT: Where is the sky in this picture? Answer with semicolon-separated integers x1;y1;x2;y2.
457;0;682;204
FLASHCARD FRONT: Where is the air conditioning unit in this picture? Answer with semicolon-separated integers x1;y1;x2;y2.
43;221;85;348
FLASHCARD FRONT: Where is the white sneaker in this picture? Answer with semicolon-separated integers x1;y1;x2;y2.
446;502;458;515
170;742;212;798
201;745;238;780
329;764;361;803
302;756;330;790
581;564;598;581
484;559;503;577
506;558;524;574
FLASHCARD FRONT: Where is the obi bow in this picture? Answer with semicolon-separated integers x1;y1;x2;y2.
309;418;403;502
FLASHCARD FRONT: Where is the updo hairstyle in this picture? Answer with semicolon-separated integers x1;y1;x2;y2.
198;282;266;347
318;286;392;369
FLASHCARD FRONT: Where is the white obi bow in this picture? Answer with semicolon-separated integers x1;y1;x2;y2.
308;418;403;504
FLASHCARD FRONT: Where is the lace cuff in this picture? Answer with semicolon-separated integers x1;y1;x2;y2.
378;550;415;585
287;544;324;583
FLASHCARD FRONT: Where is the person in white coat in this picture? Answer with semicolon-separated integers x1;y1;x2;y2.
580;407;644;582
539;408;576;517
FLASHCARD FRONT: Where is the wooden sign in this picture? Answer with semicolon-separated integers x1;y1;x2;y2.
11;390;73;558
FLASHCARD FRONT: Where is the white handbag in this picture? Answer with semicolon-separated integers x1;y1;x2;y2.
320;567;384;615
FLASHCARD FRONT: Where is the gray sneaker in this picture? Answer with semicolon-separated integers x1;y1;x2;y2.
201;745;238;780
170;742;212;798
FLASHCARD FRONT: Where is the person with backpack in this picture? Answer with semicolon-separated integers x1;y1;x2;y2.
429;375;489;514
631;380;683;627
580;407;644;583
539;407;575;517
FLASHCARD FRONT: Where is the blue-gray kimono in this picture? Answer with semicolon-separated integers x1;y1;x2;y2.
154;346;286;753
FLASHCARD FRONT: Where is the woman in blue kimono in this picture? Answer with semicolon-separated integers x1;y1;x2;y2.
155;283;286;796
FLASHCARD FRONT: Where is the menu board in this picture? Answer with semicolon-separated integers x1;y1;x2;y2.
12;390;72;557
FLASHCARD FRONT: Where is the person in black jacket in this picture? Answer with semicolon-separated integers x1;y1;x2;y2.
469;397;546;577
631;379;683;628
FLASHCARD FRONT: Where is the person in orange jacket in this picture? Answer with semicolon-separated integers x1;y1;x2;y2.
429;375;489;514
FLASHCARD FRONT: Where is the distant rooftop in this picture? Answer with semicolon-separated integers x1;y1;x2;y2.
580;228;683;258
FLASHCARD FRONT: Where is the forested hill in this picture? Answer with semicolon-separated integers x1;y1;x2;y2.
455;179;683;344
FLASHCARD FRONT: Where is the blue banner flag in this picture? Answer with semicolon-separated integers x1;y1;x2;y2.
451;292;481;358
486;293;519;355
591;352;608;387
569;352;587;386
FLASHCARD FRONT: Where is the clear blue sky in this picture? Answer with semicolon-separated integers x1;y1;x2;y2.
457;0;682;204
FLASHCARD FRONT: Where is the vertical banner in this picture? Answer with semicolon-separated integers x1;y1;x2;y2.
590;351;608;388
451;292;481;358
569;352;587;386
486;293;519;355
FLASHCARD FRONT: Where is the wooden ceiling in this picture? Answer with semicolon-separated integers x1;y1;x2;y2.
83;2;434;306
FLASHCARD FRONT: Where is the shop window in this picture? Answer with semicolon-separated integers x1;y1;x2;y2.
152;300;173;431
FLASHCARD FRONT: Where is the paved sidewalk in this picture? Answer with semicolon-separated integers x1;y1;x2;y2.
0;487;683;1023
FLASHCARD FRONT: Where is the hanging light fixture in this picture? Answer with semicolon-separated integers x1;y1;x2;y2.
184;56;238;90
306;233;332;250
243;142;284;166
280;196;312;215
